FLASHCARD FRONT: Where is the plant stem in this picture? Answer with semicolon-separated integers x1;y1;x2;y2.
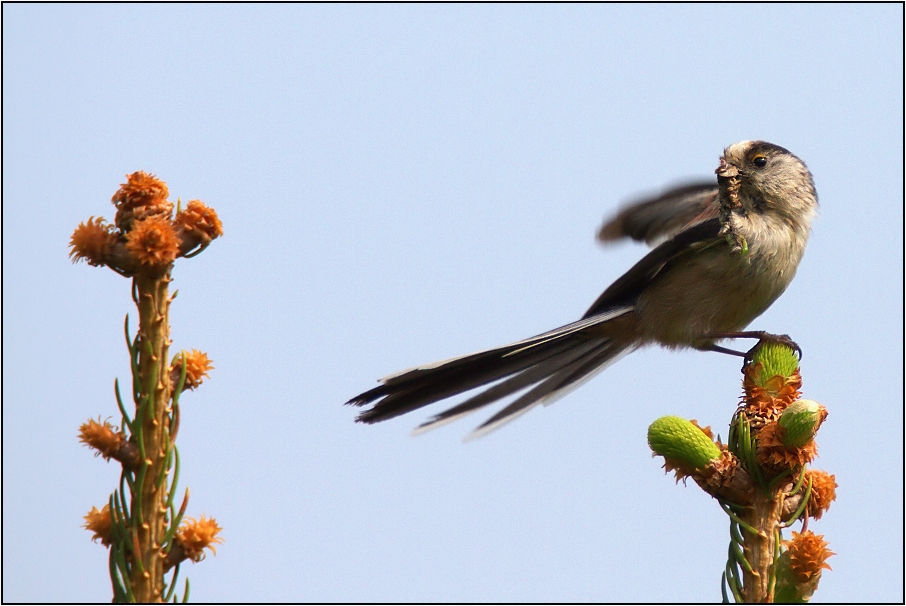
129;269;173;602
739;489;783;602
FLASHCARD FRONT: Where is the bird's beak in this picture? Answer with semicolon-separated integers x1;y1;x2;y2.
716;157;739;178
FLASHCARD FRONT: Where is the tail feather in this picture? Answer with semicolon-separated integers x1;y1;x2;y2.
348;307;634;433
412;338;606;433
465;341;633;439
352;337;583;423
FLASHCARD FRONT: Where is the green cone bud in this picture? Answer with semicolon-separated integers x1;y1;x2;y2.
750;342;799;385
648;416;721;469
778;400;824;448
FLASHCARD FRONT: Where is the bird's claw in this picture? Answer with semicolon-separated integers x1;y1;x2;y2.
743;333;802;365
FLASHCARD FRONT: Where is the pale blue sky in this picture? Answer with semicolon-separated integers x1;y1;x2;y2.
3;4;903;602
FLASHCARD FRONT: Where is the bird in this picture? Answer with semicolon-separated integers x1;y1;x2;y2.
347;140;818;438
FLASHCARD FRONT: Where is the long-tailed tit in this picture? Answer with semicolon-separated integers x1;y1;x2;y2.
347;141;818;438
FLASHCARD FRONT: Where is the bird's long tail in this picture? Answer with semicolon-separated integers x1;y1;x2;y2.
347;306;637;437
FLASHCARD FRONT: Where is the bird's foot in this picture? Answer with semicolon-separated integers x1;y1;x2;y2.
703;331;802;366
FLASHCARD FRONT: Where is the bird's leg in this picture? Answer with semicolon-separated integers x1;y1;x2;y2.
704;343;748;357
703;331;802;363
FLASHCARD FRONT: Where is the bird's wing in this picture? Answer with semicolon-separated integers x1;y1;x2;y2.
583;217;723;318
597;182;719;246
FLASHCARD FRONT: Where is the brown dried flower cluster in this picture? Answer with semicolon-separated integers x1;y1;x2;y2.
125;215;180;267
756;420;819;469
78;417;140;467
71;171;223;276
805;470;838;520
175;515;224;562
170;349;214;391
742;363;802;427
785;530;834;583
112;171;173;230
693;449;755;506
175;200;224;246
79;417;126;460
69;217;117;266
112;171;169;209
83;504;113;546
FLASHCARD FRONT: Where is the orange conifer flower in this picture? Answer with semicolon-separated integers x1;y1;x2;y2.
171;349;214;390
696;449;747;494
111;171;169;210
78;417;126;460
755;420;818;469
805;469;838;520
660;456;692;482
125;215;180;267
176;515;224;562
742;364;803;424
785;531;834;583
112;171;173;229
175;200;224;241
69;217;117;266
83;504;113;546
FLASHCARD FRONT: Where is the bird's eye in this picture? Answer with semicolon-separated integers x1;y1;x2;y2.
753;155;768;168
